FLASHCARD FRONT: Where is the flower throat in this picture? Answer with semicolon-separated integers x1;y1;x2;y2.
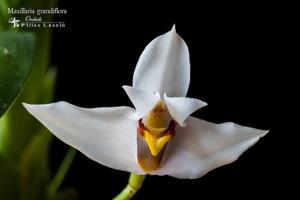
137;101;176;172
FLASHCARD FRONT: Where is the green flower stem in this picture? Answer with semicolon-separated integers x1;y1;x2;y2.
113;173;146;200
47;147;77;198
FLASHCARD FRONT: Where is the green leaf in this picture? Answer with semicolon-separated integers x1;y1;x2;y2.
0;31;35;117
0;153;20;200
19;129;52;200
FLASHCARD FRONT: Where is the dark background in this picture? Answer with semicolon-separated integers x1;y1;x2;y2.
49;2;291;200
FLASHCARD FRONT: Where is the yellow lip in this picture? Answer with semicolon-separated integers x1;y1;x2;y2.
144;130;172;156
138;119;176;157
137;120;176;172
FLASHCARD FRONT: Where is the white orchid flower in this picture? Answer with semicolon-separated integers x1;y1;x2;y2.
23;26;268;179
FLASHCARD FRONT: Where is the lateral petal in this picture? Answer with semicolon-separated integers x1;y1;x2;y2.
164;94;207;126
123;85;160;119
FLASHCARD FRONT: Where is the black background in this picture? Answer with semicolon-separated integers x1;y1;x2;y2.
49;2;291;200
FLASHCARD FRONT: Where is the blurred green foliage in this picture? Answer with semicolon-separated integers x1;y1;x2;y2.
19;129;52;200
0;0;77;199
0;153;20;200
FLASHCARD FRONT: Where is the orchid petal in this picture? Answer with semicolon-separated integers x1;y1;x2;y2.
164;94;207;127
154;117;268;179
123;85;160;119
23;102;145;174
133;25;190;97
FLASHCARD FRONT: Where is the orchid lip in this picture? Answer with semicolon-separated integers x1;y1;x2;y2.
137;119;176;172
138;119;176;157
